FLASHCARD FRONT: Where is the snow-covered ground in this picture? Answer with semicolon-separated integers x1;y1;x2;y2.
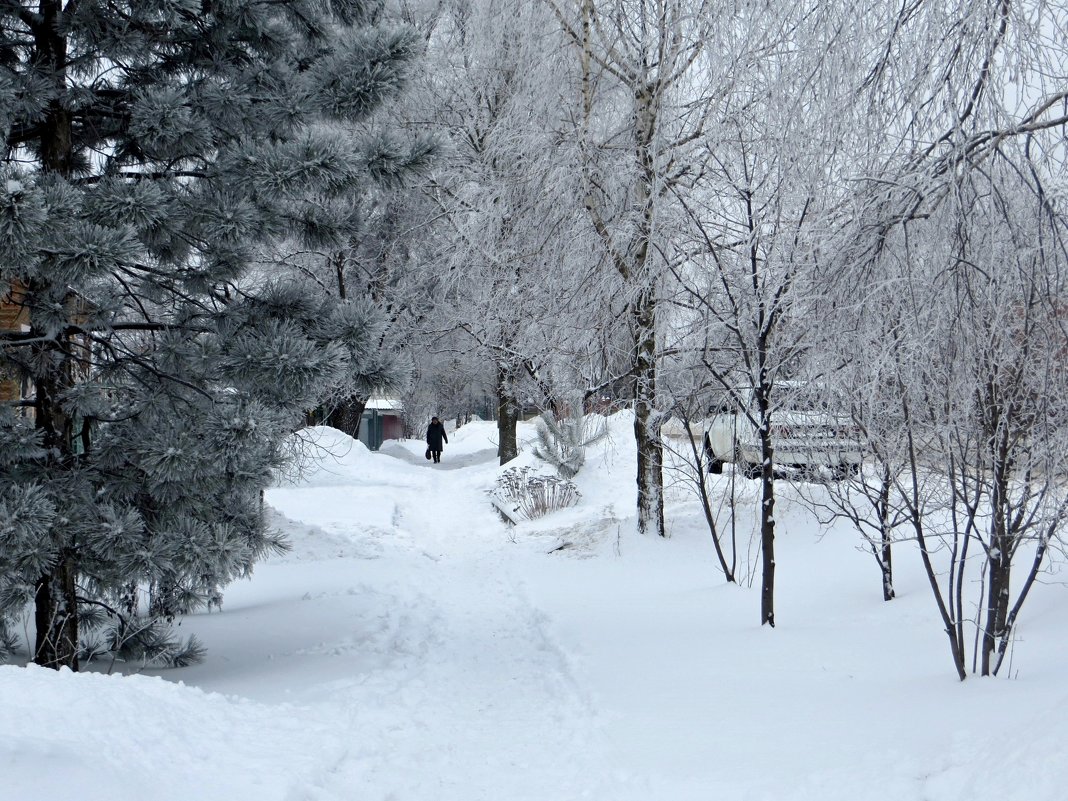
3;414;1066;800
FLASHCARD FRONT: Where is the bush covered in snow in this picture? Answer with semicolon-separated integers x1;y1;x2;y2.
489;467;580;523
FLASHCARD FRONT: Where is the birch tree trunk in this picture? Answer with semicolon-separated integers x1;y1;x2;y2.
633;287;664;536
549;0;708;538
497;364;520;465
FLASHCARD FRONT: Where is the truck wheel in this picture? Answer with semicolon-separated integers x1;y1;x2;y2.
742;462;762;480
703;433;725;474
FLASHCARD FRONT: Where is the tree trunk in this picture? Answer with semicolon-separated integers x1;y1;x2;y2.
980;476;1012;676
496;365;519;465
30;330;82;669
684;413;735;581
980;424;1013;676
33;552;79;670
633;289;664;537
981;551;1011;676
326;395;368;439
878;463;895;601
880;535;895;602
904;411;967;681
34;3;75;177
755;382;776;626
30;1;82;670
758;443;776;627
574;13;666;538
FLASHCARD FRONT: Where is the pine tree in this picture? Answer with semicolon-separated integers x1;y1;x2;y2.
0;0;429;669
532;399;607;479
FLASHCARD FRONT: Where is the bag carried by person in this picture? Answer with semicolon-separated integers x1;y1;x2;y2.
425;448;432;460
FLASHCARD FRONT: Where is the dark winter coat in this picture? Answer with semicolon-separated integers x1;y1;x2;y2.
426;421;448;451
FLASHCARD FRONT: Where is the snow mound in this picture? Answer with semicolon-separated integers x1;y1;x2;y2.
276;426;423;487
0;665;336;801
518;410;634;525
275;426;370;485
484;412;633;553
446;419;501;449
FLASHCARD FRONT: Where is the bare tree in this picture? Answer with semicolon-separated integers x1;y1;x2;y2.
546;0;724;537
660;0;869;625
659;365;739;582
400;0;596;464
933;163;1067;677
818;0;1068;677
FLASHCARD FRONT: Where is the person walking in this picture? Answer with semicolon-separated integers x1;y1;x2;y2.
426;416;448;464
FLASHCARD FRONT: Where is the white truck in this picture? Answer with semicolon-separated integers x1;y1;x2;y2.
703;382;863;480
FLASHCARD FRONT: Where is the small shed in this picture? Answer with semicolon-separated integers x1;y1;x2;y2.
359;396;404;451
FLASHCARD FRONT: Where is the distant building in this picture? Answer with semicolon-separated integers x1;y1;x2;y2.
1;281;32;408
1;279;96;419
359;395;404;451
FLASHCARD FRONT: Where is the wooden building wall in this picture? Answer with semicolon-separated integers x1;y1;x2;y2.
0;281;29;404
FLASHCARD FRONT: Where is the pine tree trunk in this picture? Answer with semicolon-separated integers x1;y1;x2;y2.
30;335;82;671
497;365;519;465
33;552;79;670
34;3;75;177
30;2;81;670
29;317;81;670
326;395;367;439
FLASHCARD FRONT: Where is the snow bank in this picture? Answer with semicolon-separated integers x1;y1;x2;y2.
0;665;336;801
488;412;636;552
276;425;372;485
278;425;420;488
